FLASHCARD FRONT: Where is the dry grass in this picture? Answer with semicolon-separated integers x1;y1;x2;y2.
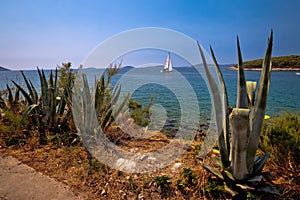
0;126;299;199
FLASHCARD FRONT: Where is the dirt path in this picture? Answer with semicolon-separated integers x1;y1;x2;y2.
0;156;84;200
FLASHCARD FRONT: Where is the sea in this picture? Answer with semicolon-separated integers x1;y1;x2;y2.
1;66;300;125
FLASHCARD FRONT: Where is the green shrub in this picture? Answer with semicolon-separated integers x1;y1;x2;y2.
154;175;171;188
128;96;154;127
261;112;300;165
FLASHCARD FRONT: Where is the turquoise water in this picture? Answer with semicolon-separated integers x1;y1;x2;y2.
1;66;300;122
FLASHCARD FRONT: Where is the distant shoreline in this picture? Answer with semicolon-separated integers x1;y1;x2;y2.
228;66;300;71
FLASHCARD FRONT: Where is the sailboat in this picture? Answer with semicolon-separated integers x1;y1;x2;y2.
161;52;172;72
296;72;300;76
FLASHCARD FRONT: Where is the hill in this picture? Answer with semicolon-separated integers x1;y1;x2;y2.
0;66;10;71
229;55;300;70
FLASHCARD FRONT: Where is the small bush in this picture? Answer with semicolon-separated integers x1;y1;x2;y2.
128;97;154;127
261;112;300;165
154;175;171;188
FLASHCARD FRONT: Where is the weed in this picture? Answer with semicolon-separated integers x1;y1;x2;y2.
246;191;258;199
204;177;224;194
182;168;196;185
154;175;171;188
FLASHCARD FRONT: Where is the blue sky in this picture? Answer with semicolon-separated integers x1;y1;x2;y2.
0;0;300;69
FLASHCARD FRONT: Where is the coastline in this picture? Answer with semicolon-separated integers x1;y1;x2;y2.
228;66;300;71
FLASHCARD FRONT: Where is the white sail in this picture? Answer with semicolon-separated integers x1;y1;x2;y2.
162;52;172;72
164;52;170;70
168;57;172;71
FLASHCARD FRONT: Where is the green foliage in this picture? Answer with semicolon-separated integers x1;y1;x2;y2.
176;168;197;190
261;112;300;165
0;110;29;146
204;177;224;194
57;62;75;89
11;67;75;144
182;168;197;185
247;191;258;199
154;175;171;188
128;96;154;127
0;85;21;111
232;54;300;69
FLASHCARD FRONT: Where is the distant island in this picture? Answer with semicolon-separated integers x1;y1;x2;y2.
0;66;10;71
229;55;300;71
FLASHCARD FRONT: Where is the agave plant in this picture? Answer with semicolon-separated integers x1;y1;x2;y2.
0;94;5;109
94;64;125;131
198;31;279;196
0;84;20;111
12;68;73;143
72;64;130;148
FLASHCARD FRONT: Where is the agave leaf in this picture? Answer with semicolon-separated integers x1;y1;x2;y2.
236;183;255;191
14;87;20;104
95;73;105;116
29;80;38;104
48;71;56;127
229;108;250;180
246;81;257;106
6;84;13;106
101;107;113;130
201;162;224;180
0;95;5;108
254;155;262;163
261;171;272;182
112;93;130;119
212;155;222;167
247;31;273;172
58;72;73;115
236;37;248;109
18;104;39;128
223;169;235;181
21;71;36;103
197;41;230;168
37;67;49;108
247;175;262;183
54;68;59;98
224;183;239;196
257;185;280;195
12;81;33;105
82;74;94;130
111;83;121;106
252;152;270;174
210;46;230;165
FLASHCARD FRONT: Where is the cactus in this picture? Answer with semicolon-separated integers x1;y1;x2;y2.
198;31;279;196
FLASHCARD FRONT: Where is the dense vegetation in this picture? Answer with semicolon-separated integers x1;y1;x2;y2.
231;55;300;69
261;112;300;165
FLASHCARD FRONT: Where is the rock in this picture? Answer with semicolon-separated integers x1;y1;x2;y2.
116;158;136;172
172;162;182;172
140;154;148;161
